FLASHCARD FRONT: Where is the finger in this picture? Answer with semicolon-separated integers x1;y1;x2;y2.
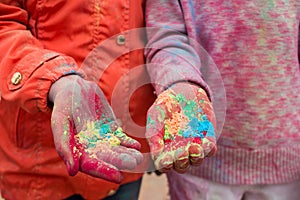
154;152;174;173
102;124;142;150
95;147;138;170
145;105;166;139
146;104;167;159
111;145;144;165
189;142;204;166
202;137;217;157
51;111;80;176
119;137;141;150
115;130;142;150
147;135;164;160
173;147;190;173
80;153;123;183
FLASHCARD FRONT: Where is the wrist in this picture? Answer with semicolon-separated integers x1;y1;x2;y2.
169;81;209;98
48;75;81;103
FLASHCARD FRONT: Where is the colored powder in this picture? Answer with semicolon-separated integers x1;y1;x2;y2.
156;106;166;122
75;120;123;156
146;115;156;132
158;89;215;143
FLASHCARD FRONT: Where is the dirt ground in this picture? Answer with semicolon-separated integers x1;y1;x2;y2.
139;173;170;200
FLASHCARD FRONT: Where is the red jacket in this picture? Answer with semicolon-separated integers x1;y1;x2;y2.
0;1;155;199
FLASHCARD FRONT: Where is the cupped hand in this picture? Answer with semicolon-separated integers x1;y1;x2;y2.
49;75;143;183
146;82;216;173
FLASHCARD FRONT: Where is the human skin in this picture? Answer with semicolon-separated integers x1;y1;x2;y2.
49;75;143;183
146;82;217;173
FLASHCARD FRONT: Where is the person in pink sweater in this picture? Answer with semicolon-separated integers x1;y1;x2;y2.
144;0;300;199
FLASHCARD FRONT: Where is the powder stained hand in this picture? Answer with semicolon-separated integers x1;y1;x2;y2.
146;82;216;173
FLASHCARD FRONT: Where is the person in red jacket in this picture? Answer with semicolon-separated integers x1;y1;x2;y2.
0;1;155;199
0;1;217;199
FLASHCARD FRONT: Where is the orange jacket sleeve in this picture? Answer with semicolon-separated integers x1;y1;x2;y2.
0;1;81;113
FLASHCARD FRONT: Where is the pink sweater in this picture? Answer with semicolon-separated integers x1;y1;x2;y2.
145;0;300;185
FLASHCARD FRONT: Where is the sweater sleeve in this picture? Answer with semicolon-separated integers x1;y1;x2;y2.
298;23;300;62
0;1;82;113
144;0;211;97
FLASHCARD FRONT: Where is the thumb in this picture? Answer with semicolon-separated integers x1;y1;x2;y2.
51;110;80;176
145;107;165;160
147;135;164;160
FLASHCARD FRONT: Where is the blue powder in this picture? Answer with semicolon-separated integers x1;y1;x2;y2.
181;115;215;139
98;123;111;137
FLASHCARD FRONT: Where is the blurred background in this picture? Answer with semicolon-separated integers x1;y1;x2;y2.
0;173;170;200
139;173;170;200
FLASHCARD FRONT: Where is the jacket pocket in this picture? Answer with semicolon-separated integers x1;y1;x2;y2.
16;108;53;149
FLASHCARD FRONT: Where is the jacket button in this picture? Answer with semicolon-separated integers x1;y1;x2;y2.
11;72;22;85
116;35;126;45
107;189;117;196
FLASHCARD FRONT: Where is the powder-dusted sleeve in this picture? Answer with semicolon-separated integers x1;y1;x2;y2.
145;0;211;96
0;2;82;113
